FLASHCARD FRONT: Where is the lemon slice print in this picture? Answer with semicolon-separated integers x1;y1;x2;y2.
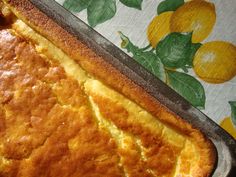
193;41;236;83
170;0;216;43
147;11;173;48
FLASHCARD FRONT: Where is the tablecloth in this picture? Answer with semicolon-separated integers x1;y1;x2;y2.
55;0;236;138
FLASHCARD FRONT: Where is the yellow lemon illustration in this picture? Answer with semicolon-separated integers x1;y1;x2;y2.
147;11;173;48
193;41;236;83
220;117;236;139
170;0;216;43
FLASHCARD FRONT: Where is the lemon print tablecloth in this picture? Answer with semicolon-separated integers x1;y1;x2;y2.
56;0;236;138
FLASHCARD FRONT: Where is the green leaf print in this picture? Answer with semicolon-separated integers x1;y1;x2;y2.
63;0;144;27
133;52;166;82
63;0;92;12
87;0;116;27
119;32;166;81
120;0;143;10
186;43;202;67
229;101;236;127
167;71;206;109
156;32;193;69
157;0;184;15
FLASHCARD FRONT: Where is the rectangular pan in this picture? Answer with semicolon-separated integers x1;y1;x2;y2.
29;0;236;176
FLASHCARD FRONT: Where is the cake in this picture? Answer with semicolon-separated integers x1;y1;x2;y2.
0;0;216;176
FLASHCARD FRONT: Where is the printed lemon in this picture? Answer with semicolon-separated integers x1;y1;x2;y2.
220;117;236;139
170;0;216;43
193;41;236;83
147;11;173;48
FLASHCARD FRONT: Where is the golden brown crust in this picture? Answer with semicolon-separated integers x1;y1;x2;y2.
0;29;124;177
90;93;180;176
1;0;216;176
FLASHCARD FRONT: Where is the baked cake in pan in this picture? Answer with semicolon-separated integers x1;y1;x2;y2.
0;0;216;176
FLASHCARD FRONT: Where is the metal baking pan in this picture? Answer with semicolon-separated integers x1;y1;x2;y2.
29;0;236;176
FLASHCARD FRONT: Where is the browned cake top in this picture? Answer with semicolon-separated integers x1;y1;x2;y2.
0;29;124;177
0;0;216;177
0;27;184;177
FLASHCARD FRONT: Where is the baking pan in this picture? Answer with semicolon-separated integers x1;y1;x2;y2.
29;0;236;176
